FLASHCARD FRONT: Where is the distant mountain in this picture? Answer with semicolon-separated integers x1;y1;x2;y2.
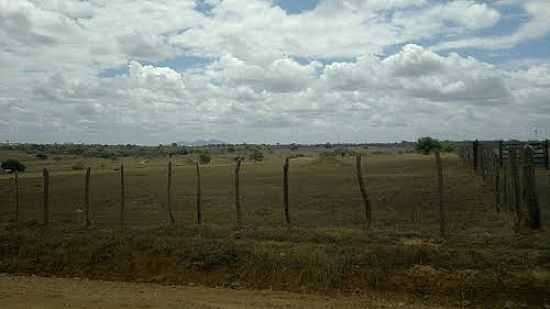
176;139;226;146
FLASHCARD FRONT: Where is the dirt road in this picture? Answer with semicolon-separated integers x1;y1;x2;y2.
0;274;453;309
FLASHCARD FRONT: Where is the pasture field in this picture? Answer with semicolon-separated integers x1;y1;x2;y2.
1;147;549;307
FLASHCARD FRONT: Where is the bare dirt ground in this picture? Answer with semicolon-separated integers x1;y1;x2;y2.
0;274;453;309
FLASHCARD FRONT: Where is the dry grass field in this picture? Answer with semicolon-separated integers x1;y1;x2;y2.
1;147;549;307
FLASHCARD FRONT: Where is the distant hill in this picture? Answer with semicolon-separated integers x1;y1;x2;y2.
176;139;226;146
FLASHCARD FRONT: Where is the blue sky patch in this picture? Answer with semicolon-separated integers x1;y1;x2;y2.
194;0;217;15
273;0;319;14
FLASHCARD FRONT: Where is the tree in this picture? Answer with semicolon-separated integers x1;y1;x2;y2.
1;159;26;173
416;137;442;155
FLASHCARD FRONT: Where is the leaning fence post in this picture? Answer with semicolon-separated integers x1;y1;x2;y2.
234;159;242;228
355;154;372;231
120;164;125;228
166;161;175;225
42;168;49;225
84;167;91;227
14;170;20;224
522;146;541;229
434;151;446;238
283;158;290;226
195;162;202;225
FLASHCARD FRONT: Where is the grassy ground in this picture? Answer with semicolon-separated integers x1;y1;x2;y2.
0;149;549;307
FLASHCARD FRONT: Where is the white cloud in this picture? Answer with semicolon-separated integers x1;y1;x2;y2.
207;55;319;92
128;61;186;91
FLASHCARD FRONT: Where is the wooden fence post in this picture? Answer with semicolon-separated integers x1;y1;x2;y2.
166;161;175;225
522;146;541;229
509;148;521;231
480;147;486;181
234;159;242;228
84;167;91;227
434;151;446;238
498;140;504;168
473;140;479;172
42;168;49;225
494;155;501;213
355;155;372;231
14;170;20;224
195;162;202;225
503;163;509;212
120;164;125;228
283;158;290;226
544;139;549;170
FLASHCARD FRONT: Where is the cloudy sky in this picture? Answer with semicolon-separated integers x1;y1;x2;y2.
1;0;549;144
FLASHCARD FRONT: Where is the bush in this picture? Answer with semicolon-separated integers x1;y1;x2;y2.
248;149;264;162
415;137;442;155
199;152;211;164
1;159;26;173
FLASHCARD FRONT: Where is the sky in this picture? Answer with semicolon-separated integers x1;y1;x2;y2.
1;0;550;145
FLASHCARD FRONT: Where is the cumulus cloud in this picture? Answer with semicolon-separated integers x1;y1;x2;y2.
382;45;512;103
208;55;319;92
